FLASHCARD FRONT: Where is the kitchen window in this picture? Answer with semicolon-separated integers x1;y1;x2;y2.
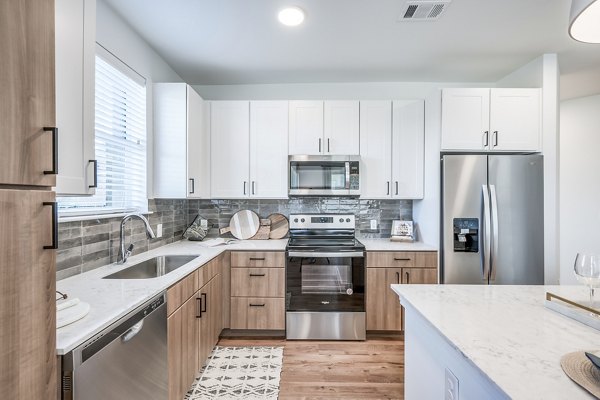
58;48;148;216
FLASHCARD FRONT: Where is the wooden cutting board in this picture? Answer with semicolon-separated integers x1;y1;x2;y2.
268;213;289;239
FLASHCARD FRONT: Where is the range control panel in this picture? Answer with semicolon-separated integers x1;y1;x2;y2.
289;214;355;230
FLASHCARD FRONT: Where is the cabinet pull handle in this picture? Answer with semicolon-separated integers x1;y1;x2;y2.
88;160;98;188
243;181;247;195
405;271;410;284
189;178;195;194
196;297;202;318
252;181;255;195
394;257;411;261
43;202;58;250
249;257;265;261
493;131;498;147
327;138;330;153
43;127;58;175
318;138;322;153
483;131;489;148
249;304;265;307
387;182;390;195
396;271;400;284
201;293;207;312
395;181;399;195
249;273;266;277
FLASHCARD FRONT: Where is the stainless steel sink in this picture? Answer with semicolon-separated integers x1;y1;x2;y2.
102;255;199;279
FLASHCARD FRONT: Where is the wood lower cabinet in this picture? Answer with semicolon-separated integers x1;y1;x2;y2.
0;189;57;399
366;251;438;332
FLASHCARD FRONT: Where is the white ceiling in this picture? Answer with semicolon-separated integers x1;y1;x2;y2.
104;0;600;91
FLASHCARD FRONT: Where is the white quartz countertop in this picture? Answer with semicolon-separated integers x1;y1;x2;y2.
56;239;287;355
392;284;600;399
359;238;437;252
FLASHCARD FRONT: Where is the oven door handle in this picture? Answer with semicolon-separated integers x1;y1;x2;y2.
287;251;364;258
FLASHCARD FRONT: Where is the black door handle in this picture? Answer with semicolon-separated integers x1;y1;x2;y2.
43;202;58;249
89;160;98;188
43;127;58;175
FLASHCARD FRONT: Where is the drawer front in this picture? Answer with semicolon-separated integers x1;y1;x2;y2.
415;252;438;268
231;268;284;297
230;297;285;330
198;254;222;288
230;251;285;268
167;269;198;316
367;252;416;268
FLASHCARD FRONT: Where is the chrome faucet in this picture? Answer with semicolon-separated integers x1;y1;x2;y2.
118;213;156;264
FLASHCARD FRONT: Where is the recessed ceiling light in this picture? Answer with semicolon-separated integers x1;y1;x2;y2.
278;6;305;27
569;0;600;43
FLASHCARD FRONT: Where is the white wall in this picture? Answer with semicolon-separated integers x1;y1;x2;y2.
496;54;560;285
194;81;492;246
559;94;600;284
96;0;183;198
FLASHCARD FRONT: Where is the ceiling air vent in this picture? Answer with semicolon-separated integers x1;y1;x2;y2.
399;0;451;21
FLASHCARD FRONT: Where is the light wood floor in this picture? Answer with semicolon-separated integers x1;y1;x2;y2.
217;336;404;400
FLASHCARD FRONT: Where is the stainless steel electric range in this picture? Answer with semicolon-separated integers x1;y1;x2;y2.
285;214;366;340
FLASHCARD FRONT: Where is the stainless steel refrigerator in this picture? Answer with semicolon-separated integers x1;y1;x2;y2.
441;154;544;284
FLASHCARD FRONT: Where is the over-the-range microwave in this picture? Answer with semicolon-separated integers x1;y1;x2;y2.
288;155;360;196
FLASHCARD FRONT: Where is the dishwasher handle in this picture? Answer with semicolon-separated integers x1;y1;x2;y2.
121;320;144;342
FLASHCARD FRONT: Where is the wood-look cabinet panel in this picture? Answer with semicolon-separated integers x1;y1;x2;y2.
230;251;285;268
168;294;199;400
366;268;403;331
0;0;56;187
231;268;285;298
230;298;285;330
366;252;416;268
0;189;56;399
166;269;198;316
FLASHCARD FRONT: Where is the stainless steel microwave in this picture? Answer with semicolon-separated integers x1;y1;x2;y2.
289;155;360;196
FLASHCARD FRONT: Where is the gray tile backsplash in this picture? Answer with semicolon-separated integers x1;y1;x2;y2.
57;197;411;280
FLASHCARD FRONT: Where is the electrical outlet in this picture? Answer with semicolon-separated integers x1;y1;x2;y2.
370;219;378;230
156;223;163;238
445;368;459;400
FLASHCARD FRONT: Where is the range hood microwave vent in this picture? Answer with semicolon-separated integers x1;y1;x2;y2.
399;0;451;21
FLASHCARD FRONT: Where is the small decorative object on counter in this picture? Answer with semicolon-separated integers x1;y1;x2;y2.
183;214;209;241
390;220;414;242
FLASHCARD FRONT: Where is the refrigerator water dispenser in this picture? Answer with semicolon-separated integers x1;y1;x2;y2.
453;218;478;252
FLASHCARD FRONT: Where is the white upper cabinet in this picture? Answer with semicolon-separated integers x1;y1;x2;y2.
441;88;541;152
489;89;541;151
210;101;250;198
324;101;360;155
250;101;289;198
359;101;392;198
153;84;210;199
55;0;96;195
441;88;490;151
392;100;425;199
289;101;324;155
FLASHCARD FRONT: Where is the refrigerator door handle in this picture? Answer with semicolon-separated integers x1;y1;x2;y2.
481;185;491;281
489;185;499;281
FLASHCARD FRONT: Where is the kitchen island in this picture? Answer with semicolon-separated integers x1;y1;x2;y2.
392;284;600;400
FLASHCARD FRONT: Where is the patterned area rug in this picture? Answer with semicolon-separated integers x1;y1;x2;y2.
186;346;284;400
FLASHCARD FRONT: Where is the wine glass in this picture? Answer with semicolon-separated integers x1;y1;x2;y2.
574;253;600;312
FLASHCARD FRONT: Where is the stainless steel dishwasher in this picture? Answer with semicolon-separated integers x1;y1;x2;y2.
61;293;168;400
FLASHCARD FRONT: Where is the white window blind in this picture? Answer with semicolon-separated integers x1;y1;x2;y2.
58;50;148;215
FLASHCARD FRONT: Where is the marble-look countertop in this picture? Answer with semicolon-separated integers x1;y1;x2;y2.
56;239;287;355
359;238;437;252
392;284;600;399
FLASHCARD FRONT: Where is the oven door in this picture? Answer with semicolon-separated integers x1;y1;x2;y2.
286;251;365;313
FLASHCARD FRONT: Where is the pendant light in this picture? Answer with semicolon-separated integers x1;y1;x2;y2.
569;0;600;43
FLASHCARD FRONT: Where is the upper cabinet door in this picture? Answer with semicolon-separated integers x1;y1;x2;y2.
210;101;250;198
0;0;56;187
324;101;360;155
489;88;541;152
288;101;323;155
441;88;490;151
359;101;392;199
250;101;289;199
187;87;210;199
55;0;96;195
392;100;425;199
